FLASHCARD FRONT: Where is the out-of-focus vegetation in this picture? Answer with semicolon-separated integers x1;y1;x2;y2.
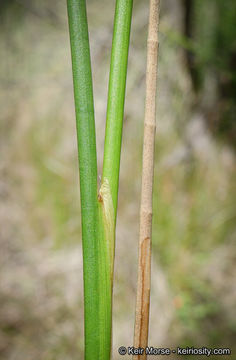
182;0;236;145
0;1;235;359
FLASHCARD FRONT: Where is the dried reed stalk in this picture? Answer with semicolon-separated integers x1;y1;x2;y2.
133;0;160;358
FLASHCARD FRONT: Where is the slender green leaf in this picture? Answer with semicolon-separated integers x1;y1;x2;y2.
102;0;133;217
67;1;99;359
98;0;133;358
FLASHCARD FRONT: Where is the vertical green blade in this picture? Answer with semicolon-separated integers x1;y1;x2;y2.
102;0;133;217
67;1;99;359
99;0;133;359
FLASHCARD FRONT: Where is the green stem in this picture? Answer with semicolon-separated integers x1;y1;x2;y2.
102;0;133;217
98;179;115;359
67;1;133;359
98;1;133;359
67;1;99;359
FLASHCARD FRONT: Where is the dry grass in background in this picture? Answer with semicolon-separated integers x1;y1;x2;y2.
0;1;235;359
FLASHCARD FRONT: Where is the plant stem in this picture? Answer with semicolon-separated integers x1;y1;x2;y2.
67;1;99;359
133;1;160;359
98;1;133;358
67;1;133;359
97;180;115;360
102;0;133;217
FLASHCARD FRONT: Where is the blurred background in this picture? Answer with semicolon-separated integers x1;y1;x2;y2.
0;0;235;359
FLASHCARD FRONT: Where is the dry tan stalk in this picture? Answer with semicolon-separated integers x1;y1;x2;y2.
133;0;160;359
